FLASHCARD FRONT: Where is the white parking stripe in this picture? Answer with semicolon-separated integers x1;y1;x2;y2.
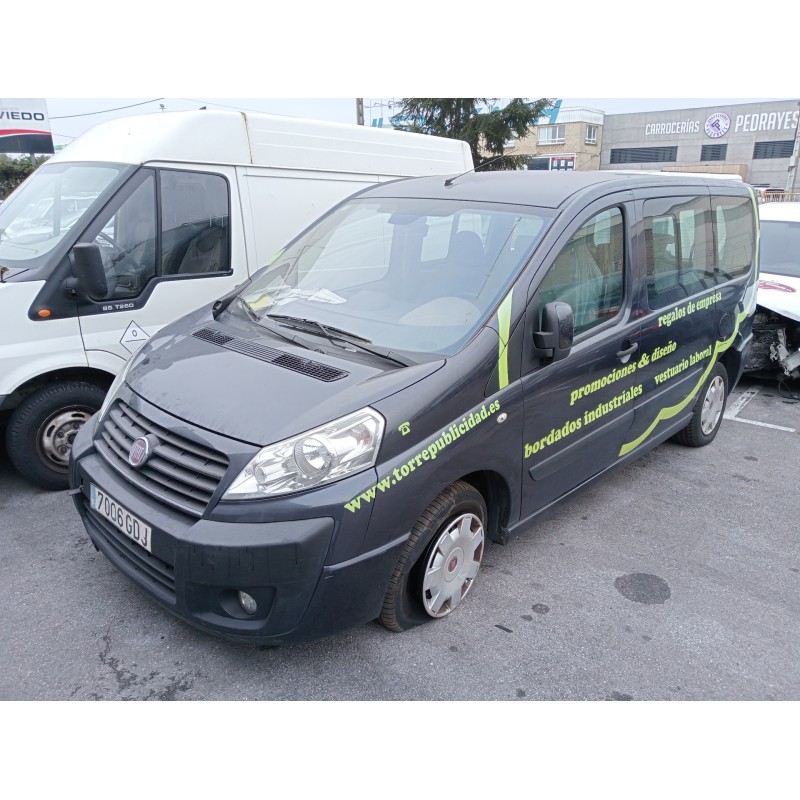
726;417;797;433
724;386;797;432
725;388;760;418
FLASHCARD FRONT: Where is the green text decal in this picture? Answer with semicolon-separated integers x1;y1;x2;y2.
344;402;501;513
617;308;748;457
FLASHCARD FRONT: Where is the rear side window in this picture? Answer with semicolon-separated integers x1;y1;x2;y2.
644;193;755;310
713;196;755;281
644;195;712;310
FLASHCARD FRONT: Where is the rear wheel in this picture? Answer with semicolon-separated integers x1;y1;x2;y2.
379;481;486;632
672;362;728;447
6;381;106;490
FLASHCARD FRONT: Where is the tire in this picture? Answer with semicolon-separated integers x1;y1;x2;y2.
6;381;107;490
672;362;728;448
379;480;487;633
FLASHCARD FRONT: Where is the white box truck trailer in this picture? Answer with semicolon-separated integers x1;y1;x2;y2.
0;109;473;489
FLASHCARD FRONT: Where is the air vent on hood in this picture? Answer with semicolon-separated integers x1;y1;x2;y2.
193;327;349;382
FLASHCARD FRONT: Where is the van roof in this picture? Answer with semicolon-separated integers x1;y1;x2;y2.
363;169;753;209
49;109;473;176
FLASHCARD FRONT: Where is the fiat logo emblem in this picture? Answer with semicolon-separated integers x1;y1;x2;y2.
128;435;156;468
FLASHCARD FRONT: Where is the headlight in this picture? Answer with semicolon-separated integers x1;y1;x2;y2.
223;408;385;499
98;355;136;421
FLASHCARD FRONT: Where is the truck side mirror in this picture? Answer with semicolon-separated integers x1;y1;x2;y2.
68;243;108;301
533;301;574;361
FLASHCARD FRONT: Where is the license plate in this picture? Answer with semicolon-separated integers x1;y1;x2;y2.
90;484;152;553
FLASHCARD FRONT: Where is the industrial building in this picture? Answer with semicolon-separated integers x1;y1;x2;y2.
599;99;799;190
516;99;799;190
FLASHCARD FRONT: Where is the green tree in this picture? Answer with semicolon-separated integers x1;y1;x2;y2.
396;98;553;170
0;154;49;200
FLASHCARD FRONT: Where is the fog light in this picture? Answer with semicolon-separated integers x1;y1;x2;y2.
238;591;258;615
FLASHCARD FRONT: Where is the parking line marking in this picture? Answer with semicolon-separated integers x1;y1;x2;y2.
725;388;760;418
724;386;796;432
726;417;796;433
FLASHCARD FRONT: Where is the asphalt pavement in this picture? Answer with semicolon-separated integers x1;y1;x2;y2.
1;376;798;701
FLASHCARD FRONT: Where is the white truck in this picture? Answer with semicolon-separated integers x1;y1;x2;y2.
0;109;472;489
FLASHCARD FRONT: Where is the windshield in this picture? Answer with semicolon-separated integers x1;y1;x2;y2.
0;162;125;266
238;197;553;357
760;219;800;278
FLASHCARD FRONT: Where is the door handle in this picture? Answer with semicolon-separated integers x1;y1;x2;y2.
616;342;639;360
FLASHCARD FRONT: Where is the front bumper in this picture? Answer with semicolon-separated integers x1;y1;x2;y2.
69;421;404;646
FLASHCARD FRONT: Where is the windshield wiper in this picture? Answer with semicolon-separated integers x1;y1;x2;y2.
266;313;411;367
233;299;314;352
267;314;368;341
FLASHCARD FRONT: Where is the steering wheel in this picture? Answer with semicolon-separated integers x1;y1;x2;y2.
97;231;127;256
95;232;147;296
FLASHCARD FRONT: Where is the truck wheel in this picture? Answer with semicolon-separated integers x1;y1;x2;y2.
6;381;107;490
672;362;728;448
379;480;486;632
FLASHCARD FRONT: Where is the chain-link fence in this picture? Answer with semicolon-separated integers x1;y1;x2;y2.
755;190;800;203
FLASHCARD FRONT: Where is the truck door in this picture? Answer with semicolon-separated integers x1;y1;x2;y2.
520;201;641;519
75;167;242;367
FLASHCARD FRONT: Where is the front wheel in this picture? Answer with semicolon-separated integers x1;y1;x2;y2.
672;362;728;447
379;481;487;633
6;381;107;490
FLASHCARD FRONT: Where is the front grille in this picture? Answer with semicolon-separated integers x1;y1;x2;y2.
96;400;229;517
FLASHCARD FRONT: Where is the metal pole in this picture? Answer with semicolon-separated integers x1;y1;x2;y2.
786;99;800;195
356;98;364;126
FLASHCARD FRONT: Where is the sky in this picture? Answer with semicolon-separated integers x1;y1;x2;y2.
9;2;794;150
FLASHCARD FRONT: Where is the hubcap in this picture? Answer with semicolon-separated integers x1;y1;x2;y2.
38;409;93;470
421;512;484;618
700;375;725;435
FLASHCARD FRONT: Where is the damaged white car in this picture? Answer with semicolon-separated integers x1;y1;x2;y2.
744;202;800;381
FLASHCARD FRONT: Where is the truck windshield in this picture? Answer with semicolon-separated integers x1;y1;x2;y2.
0;162;124;269
239;196;554;357
760;219;800;278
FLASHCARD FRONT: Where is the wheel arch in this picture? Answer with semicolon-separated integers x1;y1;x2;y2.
0;367;115;413
457;469;513;545
718;348;742;394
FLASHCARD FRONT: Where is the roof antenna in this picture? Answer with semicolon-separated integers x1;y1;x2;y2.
444;154;507;187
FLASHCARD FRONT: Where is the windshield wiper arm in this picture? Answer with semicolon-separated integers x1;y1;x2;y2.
237;296;262;323
266;314;411;367
266;313;340;348
267;314;368;341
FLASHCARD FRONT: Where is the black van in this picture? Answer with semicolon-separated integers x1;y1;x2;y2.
68;171;759;645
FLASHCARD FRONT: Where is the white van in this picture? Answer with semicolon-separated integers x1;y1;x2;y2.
0;110;472;489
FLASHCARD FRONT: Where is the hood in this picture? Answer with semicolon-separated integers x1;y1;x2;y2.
757;272;800;322
126;315;445;446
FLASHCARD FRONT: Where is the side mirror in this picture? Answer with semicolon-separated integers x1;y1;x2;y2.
533;301;574;361
68;243;108;301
